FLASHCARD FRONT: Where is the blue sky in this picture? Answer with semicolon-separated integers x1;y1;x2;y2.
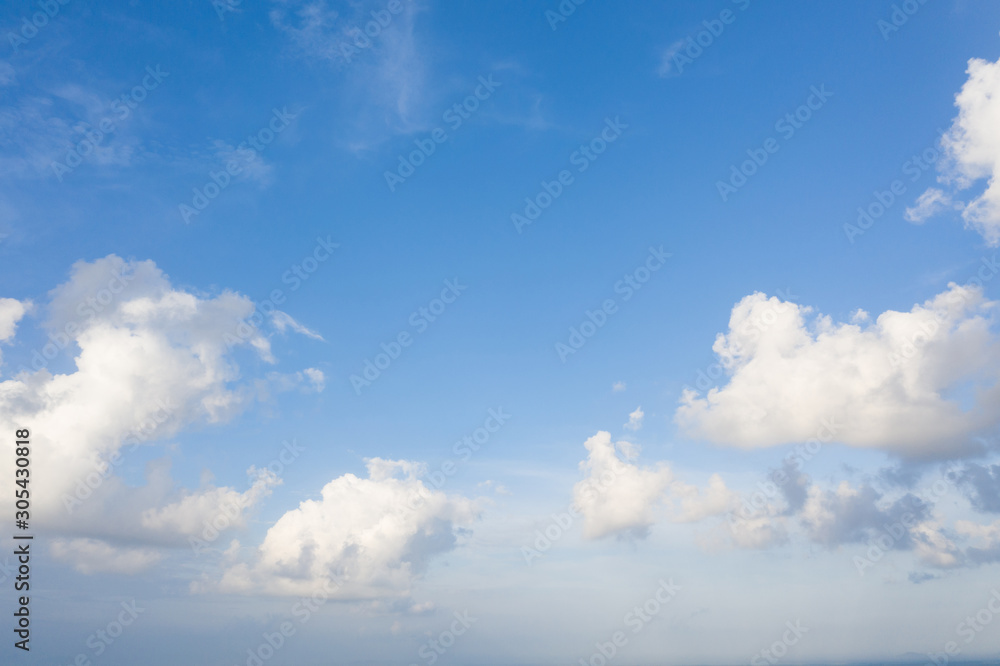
3;1;1000;664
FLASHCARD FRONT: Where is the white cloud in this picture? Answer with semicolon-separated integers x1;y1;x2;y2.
210;457;480;598
623;406;644;431
258;367;326;399
912;56;1000;244
51;538;162;575
303;367;325;391
912;521;963;568
141;468;280;536
904;188;958;224
675;285;1000;458
0;297;29;369
0;255;322;571
565;429;1000;572
671;474;741;523
271;310;324;340
612;381;626;392
571;430;788;548
0;297;27;340
572;431;673;540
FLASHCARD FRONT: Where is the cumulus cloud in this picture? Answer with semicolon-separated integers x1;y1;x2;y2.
572;431;790;545
568;423;1000;576
623;406;644;431
573;432;674;540
910;56;1000;244
210;458;480;598
676;284;1000;458
0;255;322;572
51;538;162;575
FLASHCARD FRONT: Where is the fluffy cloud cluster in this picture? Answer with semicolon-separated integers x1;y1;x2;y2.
572;430;778;544
907;56;1000;244
0;255;322;571
675;284;1000;458
570;396;1000;576
212;458;480;598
